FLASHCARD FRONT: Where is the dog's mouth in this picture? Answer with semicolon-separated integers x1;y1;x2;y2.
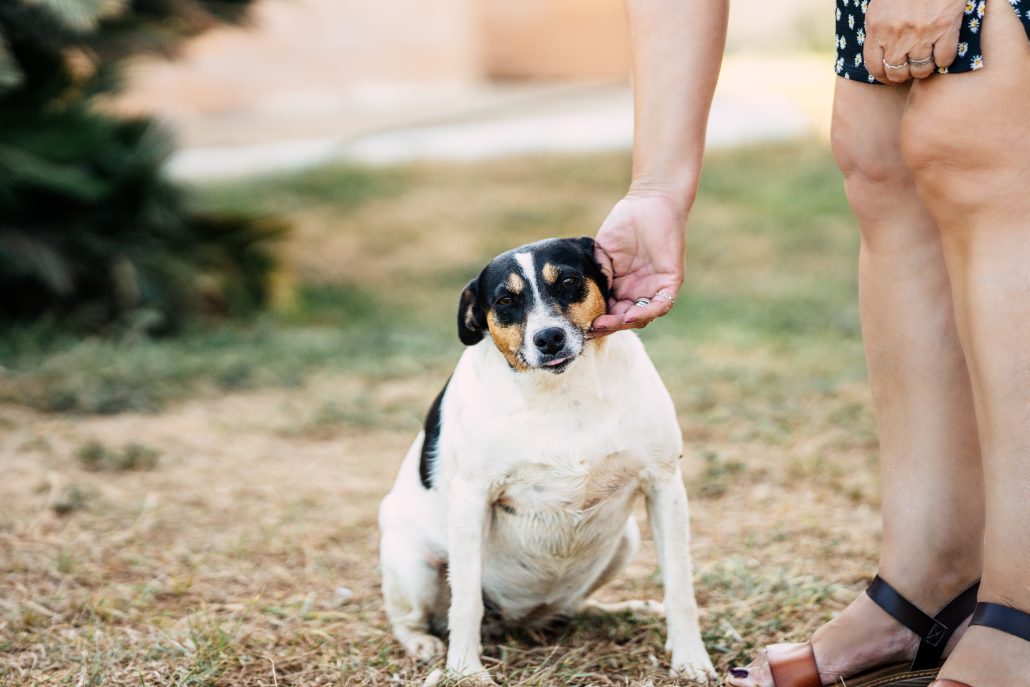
539;354;574;374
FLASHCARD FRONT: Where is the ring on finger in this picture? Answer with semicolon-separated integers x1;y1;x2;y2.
908;54;935;68
882;58;908;70
634;297;651;308
654;290;675;304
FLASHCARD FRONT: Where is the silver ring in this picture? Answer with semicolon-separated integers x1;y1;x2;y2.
908;54;934;67
882;58;908;70
634;298;650;308
655;290;675;304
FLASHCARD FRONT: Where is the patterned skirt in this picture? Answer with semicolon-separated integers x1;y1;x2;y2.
835;0;1030;83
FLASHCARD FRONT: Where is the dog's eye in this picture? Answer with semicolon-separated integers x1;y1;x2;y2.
497;296;513;306
561;275;580;287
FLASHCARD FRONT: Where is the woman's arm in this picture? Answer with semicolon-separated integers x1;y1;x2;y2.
592;0;728;334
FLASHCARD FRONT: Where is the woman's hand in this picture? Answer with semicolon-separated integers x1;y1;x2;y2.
864;0;966;83
588;0;724;336
591;191;686;336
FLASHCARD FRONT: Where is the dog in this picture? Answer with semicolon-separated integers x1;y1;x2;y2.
378;237;715;683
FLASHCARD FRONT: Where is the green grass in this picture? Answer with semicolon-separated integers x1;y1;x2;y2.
0;284;445;413
76;440;160;472
0;140;862;419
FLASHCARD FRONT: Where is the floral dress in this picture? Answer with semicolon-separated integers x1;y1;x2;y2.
835;0;1030;83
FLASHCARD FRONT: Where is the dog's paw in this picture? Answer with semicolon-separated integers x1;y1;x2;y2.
583;598;664;616
628;598;664;616
443;661;497;686
670;645;717;684
403;633;445;661
423;667;495;687
422;668;445;687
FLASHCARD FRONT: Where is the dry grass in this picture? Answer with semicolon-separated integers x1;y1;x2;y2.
0;374;879;686
0;143;884;686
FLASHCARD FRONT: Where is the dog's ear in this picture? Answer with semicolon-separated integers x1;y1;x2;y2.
576;236;596;255
575;236;611;302
457;276;486;345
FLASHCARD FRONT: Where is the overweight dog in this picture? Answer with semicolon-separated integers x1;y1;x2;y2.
378;237;714;683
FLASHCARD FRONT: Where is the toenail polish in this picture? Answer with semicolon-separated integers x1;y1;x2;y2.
730;668;749;679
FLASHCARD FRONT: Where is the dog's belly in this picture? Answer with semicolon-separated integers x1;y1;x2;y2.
480;458;640;623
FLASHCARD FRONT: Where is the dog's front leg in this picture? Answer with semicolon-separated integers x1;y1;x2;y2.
444;475;495;684
644;463;715;683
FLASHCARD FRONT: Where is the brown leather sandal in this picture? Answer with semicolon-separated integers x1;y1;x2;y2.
757;575;980;687
925;602;1030;687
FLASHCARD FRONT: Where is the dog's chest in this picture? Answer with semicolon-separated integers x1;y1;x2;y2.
486;453;639;561
483;454;641;589
495;452;640;516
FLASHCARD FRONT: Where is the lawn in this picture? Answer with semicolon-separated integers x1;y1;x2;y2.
0;141;884;686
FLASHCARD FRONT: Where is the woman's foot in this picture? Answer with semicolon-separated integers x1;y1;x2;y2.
727;588;970;687
934;623;1030;687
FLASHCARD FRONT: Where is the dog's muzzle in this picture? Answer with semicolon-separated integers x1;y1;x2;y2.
531;326;577;372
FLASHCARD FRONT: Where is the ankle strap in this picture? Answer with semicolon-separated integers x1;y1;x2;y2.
970;602;1030;642
866;575;980;670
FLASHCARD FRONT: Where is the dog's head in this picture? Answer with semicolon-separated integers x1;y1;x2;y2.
457;237;610;374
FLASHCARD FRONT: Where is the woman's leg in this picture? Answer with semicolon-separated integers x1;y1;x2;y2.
729;77;984;687
902;2;1030;683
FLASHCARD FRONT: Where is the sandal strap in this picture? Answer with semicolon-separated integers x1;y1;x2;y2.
913;578;980;669
866;575;980;670
970;602;1030;642
767;642;821;687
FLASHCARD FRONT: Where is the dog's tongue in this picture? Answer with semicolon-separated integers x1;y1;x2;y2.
544;357;569;367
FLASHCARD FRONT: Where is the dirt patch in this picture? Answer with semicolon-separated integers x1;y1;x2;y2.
0;368;881;685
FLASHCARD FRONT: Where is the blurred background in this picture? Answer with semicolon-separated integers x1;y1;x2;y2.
2;2;885;686
124;0;836;177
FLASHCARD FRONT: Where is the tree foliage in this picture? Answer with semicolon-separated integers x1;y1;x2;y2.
0;0;283;333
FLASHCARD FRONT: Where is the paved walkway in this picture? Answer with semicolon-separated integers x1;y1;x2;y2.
165;54;836;181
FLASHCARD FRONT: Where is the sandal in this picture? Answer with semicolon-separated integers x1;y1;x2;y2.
927;602;1030;687
760;575;980;687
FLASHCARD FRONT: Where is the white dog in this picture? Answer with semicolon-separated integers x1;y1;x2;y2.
378;237;715;683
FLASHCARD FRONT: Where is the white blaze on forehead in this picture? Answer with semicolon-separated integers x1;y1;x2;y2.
514;251;555;326
513;252;541;305
513;250;582;367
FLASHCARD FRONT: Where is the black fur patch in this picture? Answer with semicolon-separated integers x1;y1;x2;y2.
418;380;449;489
457;278;487;345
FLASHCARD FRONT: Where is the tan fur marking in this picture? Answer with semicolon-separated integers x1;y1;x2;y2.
581;454;639;510
541;263;559;284
566;279;607;331
505;272;525;294
487;311;527;371
495;493;517;515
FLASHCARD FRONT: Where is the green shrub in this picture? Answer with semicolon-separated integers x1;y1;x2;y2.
0;0;284;333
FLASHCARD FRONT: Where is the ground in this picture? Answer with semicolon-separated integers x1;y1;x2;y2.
1;143;884;686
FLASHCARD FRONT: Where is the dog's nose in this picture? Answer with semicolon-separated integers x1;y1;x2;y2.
533;327;566;354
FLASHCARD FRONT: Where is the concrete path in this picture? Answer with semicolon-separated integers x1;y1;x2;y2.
166;54;835;181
